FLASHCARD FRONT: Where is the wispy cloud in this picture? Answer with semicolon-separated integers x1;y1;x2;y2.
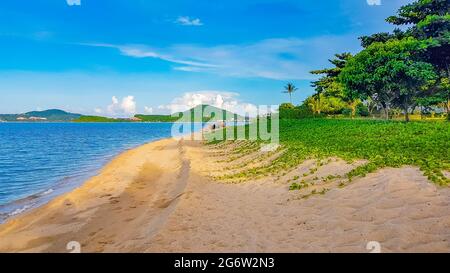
366;0;381;6
175;16;203;26
84;43;217;68
83;34;361;80
66;0;81;6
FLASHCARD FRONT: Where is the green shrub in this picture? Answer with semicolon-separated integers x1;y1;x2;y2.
342;108;352;117
279;104;316;119
356;103;370;117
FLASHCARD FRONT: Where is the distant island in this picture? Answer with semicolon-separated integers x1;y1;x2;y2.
0;109;82;122
0;105;245;123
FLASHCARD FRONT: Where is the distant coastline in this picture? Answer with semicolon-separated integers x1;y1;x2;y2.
0;104;247;123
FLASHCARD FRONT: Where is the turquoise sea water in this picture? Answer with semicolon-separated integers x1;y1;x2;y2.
0;122;180;222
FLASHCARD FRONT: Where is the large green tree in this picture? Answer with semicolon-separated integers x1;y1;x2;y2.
340;37;437;121
387;0;450;114
358;0;449;116
309;53;359;116
310;53;352;98
359;29;406;48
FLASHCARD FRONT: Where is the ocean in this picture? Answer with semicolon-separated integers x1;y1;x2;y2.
0;122;184;222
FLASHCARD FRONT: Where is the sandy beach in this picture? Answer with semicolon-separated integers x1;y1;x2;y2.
0;137;449;253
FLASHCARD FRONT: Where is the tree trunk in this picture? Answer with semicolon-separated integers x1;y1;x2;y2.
289;93;292;104
352;103;357;119
317;96;321;115
447;95;449;114
403;98;410;122
410;104;417;115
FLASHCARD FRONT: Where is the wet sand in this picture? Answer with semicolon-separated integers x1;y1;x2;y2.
0;138;449;252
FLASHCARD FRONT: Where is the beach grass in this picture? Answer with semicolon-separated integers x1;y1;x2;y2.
210;119;450;185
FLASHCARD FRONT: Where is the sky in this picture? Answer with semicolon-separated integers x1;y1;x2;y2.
0;0;413;116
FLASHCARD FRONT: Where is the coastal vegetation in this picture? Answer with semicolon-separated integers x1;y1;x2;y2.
134;114;180;122
207;0;449;186
209;119;450;186
282;0;449;121
73;115;133;122
72;105;244;123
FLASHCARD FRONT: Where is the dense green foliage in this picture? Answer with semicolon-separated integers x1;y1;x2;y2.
359;0;449;120
73;116;131;122
134;114;180;122
340;37;438;121
279;103;316;119
287;0;449;121
214;119;450;185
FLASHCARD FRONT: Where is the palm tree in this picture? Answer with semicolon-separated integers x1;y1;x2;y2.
283;83;298;104
307;94;324;115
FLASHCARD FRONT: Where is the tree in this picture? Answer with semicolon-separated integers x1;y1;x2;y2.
365;97;379;118
387;0;449;114
310;53;352;98
348;99;362;118
305;94;346;115
308;52;357;116
359;29;406;48
283;83;298;104
386;0;449;26
279;102;295;110
340;37;438;122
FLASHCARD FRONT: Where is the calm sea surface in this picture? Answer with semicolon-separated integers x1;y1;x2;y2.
0;122;183;221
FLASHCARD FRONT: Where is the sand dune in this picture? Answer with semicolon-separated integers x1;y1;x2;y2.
0;138;449;253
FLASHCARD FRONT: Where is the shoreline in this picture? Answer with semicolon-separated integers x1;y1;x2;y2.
1;136;449;253
0;134;172;224
0;137;180;252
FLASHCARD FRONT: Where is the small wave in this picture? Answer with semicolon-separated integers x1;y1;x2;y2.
41;188;54;196
8;205;32;216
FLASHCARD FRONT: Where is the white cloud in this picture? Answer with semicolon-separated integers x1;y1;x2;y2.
366;0;381;6
94;108;103;114
86;43;217;68
158;91;271;117
120;96;137;114
175;16;203;26
84;35;361;80
66;0;81;6
144;106;153;114
105;95;137;116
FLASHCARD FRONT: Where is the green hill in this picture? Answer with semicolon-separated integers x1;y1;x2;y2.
136;105;245;122
179;104;244;122
0;109;81;122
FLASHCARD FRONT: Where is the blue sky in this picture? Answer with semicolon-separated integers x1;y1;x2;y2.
0;0;412;116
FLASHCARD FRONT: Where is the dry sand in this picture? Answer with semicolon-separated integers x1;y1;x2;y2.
0;137;449;253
